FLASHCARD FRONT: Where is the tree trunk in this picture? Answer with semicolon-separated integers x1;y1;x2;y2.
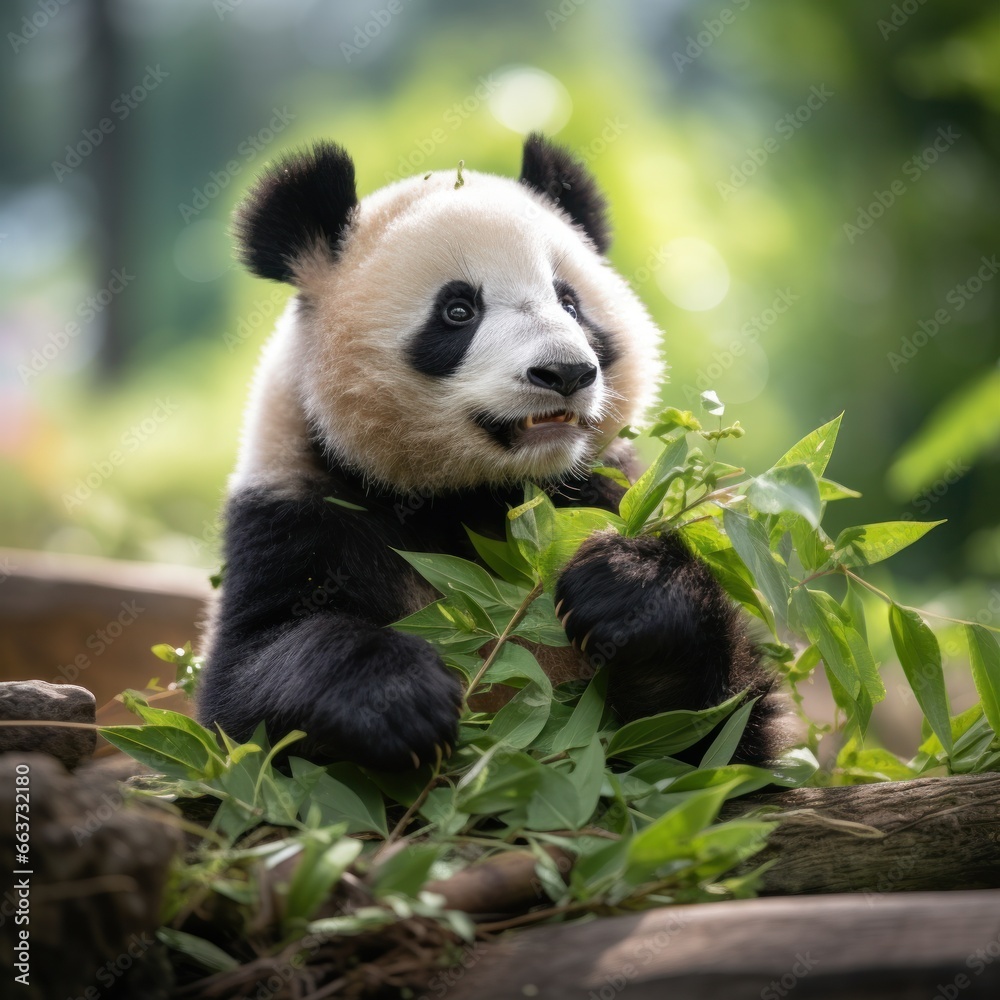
723;772;1000;895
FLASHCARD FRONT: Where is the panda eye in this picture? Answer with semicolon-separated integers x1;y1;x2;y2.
560;295;579;321
443;299;476;326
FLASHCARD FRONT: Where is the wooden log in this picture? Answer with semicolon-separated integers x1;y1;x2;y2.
450;889;1000;1000
723;772;1000;895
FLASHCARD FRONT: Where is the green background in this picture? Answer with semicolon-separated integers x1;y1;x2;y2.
1;0;998;602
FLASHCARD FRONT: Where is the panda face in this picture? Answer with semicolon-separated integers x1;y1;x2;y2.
233;139;664;495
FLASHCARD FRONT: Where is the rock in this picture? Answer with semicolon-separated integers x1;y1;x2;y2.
0;753;178;999
0;679;97;769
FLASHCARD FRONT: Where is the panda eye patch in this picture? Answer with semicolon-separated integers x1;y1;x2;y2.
443;299;477;326
560;295;578;321
554;279;581;323
408;280;484;377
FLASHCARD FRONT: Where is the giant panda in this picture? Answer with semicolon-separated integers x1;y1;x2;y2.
198;134;787;771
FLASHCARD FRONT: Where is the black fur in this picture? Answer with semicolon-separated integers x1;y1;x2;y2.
520;133;612;254
407;281;484;378
200;439;780;768
554;532;782;765
554;278;619;368
200;448;627;768
234;141;358;283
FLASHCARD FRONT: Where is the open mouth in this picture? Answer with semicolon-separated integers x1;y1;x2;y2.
522;410;580;430
474;410;593;449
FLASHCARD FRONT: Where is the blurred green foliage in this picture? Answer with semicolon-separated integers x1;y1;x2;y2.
0;0;997;598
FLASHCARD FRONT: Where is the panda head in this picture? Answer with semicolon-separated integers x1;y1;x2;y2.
234;135;664;494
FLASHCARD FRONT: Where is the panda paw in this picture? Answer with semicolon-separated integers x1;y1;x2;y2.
305;629;463;771
554;531;688;667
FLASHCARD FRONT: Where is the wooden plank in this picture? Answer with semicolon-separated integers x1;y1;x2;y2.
0;547;209;708
450;890;1000;999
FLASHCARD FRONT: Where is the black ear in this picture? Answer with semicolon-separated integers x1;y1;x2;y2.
234;141;358;283
519;133;611;254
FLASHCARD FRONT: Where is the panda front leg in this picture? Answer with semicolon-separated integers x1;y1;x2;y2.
198;490;463;770
200;614;462;770
554;531;781;765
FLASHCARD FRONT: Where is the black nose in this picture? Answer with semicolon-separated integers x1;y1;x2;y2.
527;362;598;397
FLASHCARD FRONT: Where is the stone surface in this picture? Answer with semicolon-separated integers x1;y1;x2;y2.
0;679;97;769
0;753;178;999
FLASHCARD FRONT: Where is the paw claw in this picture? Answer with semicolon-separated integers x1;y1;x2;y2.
410;751;421;769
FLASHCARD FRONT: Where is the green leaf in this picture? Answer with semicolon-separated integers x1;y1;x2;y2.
550;669;608;753
157;928;238;973
776;413;842;477
605;689;747;762
789;515;830;572
722;508;789;623
324;495;367;512
371;843;441;898
394;551;515;616
817;478;862;501
650;406;702;436
966;625;1000;735
843;579;868;642
119;693;226;766
456;751;543;814
508;485;555;568
626;780;741;882
791;588;861;703
619;434;688;535
394;600;487;654
524;765;585;830
283;832;362;926
465;527;535;587
889;604;953;756
748;465;822;528
834;521;944;568
100;725;218;779
291;760;388;836
836;737;916;782
591;465;632;489
487;680;553;748
698;697;759;769
700;390;726;417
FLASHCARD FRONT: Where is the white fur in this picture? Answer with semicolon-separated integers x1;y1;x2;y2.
232;166;664;495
